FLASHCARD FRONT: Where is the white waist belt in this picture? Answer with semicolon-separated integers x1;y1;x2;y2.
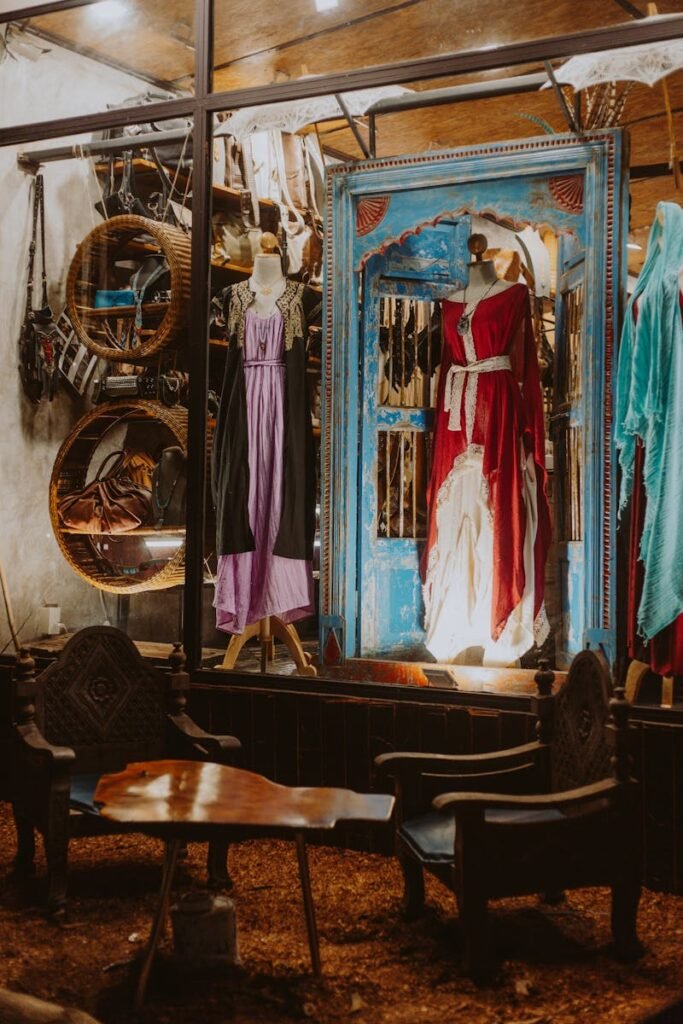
444;355;512;436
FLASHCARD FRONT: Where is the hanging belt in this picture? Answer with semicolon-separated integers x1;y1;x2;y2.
444;355;512;435
243;359;285;367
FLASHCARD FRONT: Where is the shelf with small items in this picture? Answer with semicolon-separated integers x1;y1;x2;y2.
122;234;251;277
75;301;170;317
95;157;286;219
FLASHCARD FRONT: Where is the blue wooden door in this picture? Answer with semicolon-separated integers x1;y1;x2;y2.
322;132;627;667
357;224;469;657
552;245;586;667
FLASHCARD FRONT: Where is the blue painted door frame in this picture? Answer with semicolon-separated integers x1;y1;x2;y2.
321;131;628;669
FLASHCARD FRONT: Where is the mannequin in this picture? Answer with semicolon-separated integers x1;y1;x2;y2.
445;233;514;303
249;233;287;316
212;231;319;677
422;230;551;665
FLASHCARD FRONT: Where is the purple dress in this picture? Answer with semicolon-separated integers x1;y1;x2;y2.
214;308;314;634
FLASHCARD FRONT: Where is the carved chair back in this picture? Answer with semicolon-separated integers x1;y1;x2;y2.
550;648;612;792
33;626;169;775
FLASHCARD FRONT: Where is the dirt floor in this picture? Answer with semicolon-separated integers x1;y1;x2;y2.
0;804;682;1024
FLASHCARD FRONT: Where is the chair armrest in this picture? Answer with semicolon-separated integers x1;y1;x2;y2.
168;712;241;763
376;743;544;824
376;742;543;779
433;777;622;815
15;722;76;768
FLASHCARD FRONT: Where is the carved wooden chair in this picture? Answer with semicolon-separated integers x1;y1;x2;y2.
376;650;643;979
10;626;241;913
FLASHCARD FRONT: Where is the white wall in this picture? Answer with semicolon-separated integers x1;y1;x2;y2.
0;38;148;652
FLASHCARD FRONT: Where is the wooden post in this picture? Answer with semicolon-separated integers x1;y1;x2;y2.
531;658;555;746
14;647;37;729
607;684;632;784
168;641;190;717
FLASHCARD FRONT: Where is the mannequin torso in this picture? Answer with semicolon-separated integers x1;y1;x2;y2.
445;259;514;303
249;253;286;316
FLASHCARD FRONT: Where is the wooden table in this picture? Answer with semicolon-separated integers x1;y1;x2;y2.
94;760;394;1008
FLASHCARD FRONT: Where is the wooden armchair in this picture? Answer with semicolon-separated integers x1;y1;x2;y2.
376;650;643;979
10;626;241;913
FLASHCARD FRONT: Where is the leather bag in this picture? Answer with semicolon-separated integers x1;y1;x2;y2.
225;136;246;190
98;91;193;169
212;211;262;268
151;446;187;528
280;132;308;210
58;450;153;534
95;151;148;219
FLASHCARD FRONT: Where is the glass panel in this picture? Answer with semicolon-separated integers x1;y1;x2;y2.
2;121;193;653
206;107;323;673
1;0;194;129
212;0;636;93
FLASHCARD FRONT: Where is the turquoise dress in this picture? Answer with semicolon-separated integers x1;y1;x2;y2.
615;201;683;641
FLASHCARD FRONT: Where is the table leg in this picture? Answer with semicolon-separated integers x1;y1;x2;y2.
295;832;321;975
134;838;181;1011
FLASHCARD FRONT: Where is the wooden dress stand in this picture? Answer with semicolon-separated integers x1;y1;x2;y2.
222;615;317;676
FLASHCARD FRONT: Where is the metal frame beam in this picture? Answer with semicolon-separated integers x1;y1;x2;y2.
366;71;548;116
16;128;191;166
182;0;213;670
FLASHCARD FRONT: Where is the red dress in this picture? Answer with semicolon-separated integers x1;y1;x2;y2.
423;283;551;663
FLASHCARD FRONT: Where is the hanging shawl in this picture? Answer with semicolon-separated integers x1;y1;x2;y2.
615;201;683;640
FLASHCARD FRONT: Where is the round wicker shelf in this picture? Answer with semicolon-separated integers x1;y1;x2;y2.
66;215;191;362
50;401;188;593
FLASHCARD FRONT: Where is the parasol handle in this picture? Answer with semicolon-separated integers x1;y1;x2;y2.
648;2;682;190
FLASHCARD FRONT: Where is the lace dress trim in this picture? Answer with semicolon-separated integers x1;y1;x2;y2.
227;279;306;352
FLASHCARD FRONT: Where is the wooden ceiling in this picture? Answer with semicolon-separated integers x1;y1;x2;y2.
21;0;683;235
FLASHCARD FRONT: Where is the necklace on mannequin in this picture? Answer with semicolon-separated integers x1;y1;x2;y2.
250;278;273;295
457;278;498;335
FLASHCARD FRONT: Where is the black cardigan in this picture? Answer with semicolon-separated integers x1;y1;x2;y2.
211;279;321;560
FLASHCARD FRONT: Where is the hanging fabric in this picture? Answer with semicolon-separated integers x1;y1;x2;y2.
615;200;683;642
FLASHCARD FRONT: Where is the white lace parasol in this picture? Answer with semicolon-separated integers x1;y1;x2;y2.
546;39;683;91
215;86;411;141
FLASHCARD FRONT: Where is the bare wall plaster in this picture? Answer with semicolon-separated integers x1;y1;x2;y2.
0;36;153;652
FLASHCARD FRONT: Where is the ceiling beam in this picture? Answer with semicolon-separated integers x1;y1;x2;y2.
207;13;683;110
611;0;646;18
20;24;185;93
631;158;683;179
212;0;427;75
0;0;99;22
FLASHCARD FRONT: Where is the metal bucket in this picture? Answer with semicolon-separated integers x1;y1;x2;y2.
170;890;239;966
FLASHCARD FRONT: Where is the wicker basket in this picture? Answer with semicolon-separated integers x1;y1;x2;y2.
49;401;188;593
65;215;191;362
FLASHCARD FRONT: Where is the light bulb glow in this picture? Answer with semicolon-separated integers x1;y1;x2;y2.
88;1;128;24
